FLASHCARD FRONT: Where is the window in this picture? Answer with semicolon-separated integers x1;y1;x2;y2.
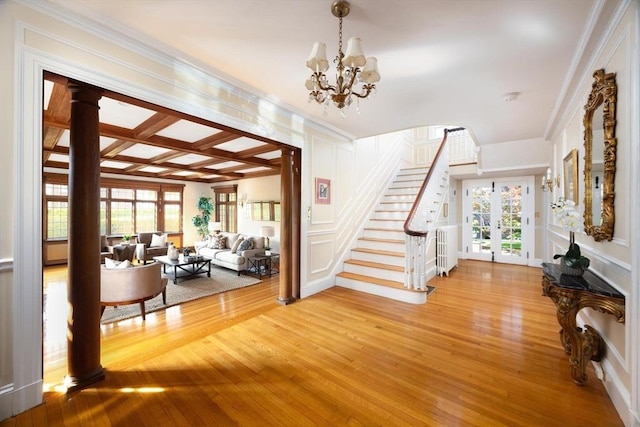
44;173;184;240
45;183;69;239
163;191;182;233
214;185;237;233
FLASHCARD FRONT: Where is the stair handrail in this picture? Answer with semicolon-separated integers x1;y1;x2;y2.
403;127;465;236
403;127;464;290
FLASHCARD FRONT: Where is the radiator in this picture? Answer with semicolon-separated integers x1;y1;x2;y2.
436;225;458;276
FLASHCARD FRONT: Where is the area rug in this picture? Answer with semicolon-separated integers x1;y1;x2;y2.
101;267;262;324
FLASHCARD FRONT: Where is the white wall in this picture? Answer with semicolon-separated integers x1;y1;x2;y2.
236;175;282;252
545;2;639;424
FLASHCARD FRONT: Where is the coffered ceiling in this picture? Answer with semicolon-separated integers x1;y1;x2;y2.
43;74;283;184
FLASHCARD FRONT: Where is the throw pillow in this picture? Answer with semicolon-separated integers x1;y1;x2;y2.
150;233;167;248
211;234;226;249
104;258;119;269
116;260;134;269
230;237;244;254
237;238;254;252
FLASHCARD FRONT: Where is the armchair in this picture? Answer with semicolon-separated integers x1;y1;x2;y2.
100;235;111;263
100;262;168;321
136;232;169;264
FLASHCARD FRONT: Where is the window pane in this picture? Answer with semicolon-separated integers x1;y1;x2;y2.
135;202;156;232
100;201;107;235
274;203;281;221
47;201;68;239
45;183;68;197
229;193;237;202
227;205;236;232
136;189;157;201
100;188;107;198
164;191;181;202
164;204;180;232
110;201;133;234
111;188;134;199
219;208;227;232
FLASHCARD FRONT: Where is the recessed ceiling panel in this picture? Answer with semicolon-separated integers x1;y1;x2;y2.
156;119;221;142
48;153;69;163
236;166;270;174
55;131;117;151
139;166;168;173
120;144;172;159
99;97;156;128
170;153;211;165
100;136;118;150
172;170;198;176
256;150;281;160
206;161;243;169
101;160;133;169
215;137;266;153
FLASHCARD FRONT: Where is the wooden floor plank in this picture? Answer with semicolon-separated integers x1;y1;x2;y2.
0;260;623;426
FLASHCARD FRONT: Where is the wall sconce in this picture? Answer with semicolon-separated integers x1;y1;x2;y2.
239;193;247;208
541;168;560;192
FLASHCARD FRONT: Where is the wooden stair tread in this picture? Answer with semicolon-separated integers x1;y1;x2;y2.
359;237;404;244
363;227;403;232
369;218;404;222
352;247;404;257
345;259;404;272
336;271;426;292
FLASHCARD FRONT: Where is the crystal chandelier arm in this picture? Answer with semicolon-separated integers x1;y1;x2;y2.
313;72;338;94
350;83;376;99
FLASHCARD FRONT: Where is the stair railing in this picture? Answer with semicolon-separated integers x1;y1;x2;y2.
403;127;464;290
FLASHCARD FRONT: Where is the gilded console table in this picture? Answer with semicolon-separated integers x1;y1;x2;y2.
541;263;625;385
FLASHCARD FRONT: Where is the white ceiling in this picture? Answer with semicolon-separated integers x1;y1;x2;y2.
47;0;603;145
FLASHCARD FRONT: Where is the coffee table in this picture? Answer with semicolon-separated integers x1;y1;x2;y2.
153;255;211;284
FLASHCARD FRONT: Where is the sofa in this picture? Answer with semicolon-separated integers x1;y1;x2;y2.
195;232;265;275
100;262;168;321
136;232;169;264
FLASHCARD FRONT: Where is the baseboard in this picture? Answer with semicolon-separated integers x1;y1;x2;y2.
598;357;634;426
300;275;334;298
0;384;12;422
0;380;43;422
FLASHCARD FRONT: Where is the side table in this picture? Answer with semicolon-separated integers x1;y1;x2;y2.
246;253;279;279
541;262;625;385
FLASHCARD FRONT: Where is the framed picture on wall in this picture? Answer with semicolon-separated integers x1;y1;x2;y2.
315;178;331;204
563;149;579;203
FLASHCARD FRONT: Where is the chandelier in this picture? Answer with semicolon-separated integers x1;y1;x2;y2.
305;0;380;113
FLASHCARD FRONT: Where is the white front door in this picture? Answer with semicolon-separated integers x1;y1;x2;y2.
462;177;534;265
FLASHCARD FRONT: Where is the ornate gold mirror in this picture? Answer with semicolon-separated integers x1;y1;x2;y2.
583;69;617;241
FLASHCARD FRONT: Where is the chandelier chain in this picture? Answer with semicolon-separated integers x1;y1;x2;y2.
337;16;343;64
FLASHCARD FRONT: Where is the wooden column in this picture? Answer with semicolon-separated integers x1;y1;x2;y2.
278;148;295;305
66;81;105;391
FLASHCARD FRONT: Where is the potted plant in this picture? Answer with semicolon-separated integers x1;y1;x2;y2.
551;197;590;276
192;196;214;240
122;234;132;245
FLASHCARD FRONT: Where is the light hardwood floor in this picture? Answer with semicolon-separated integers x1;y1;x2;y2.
2;260;623;426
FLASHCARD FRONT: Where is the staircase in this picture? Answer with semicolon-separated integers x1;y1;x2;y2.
336;167;435;304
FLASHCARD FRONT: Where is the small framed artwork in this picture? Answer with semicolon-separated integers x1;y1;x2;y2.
563;149;579;203
315;178;331;204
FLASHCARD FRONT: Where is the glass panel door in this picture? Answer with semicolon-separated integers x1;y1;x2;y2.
463;178;532;265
